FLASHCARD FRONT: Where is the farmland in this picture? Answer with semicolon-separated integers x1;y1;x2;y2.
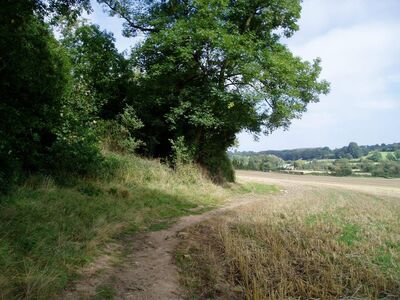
176;171;400;299
230;143;400;178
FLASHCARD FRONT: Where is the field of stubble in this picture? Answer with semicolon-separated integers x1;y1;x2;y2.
176;171;400;299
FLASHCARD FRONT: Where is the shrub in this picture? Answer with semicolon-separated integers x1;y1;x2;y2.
202;152;235;183
386;153;397;161
97;106;143;153
48;81;102;175
170;136;194;166
330;159;352;176
50;130;102;176
369;151;383;162
360;160;374;173
372;161;400;178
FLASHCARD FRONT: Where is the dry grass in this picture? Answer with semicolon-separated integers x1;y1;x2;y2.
176;185;400;299
0;153;229;299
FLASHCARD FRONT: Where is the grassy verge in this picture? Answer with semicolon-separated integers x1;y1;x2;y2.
0;153;228;299
176;186;400;299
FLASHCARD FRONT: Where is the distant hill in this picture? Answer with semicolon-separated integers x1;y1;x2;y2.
230;142;400;161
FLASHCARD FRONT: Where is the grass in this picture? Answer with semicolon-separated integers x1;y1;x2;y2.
233;182;280;194
95;284;115;300
0;152;230;299
176;186;400;299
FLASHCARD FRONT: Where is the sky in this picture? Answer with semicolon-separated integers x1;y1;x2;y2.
86;0;400;151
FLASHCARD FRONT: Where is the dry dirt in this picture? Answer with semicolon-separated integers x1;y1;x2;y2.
62;194;268;300
62;171;400;299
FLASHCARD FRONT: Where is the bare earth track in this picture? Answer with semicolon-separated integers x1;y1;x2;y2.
63;171;400;299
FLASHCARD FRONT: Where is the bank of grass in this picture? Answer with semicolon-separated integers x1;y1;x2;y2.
176;186;400;299
0;152;230;299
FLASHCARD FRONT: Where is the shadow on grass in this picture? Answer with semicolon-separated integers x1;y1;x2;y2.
0;181;212;299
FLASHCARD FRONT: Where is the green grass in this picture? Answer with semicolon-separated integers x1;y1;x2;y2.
234;182;279;195
148;221;172;231
338;223;362;246
95;284;115;300
0;153;229;299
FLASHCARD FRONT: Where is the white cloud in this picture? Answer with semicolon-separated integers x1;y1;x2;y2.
238;1;400;150
80;0;400;151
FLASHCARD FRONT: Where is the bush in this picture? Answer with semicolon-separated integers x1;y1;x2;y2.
47;79;103;175
369;151;383;162
50;130;102;176
170;136;194;166
202;152;235;183
97;106;143;153
360;160;374;173
386;153;397;161
372;161;400;178
330;159;352;176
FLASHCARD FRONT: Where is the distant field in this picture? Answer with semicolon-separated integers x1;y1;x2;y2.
365;151;395;159
238;170;400;198
177;171;400;299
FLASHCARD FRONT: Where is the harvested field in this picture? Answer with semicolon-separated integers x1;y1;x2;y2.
176;171;400;299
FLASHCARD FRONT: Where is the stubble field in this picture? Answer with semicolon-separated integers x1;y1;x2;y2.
176;171;400;299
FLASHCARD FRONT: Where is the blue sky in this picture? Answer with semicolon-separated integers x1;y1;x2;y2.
86;0;400;151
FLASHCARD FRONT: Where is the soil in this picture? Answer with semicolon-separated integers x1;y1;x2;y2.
62;171;400;299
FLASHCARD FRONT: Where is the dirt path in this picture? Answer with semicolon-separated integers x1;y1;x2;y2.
63;172;399;299
62;195;269;300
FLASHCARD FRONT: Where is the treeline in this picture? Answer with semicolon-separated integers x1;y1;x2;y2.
232;142;400;161
1;0;329;191
231;150;400;178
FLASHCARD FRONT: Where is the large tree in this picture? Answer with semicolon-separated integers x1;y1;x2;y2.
100;0;329;180
0;0;71;172
62;24;131;119
0;0;100;190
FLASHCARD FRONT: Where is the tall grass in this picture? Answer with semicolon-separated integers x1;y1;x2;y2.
176;187;400;299
0;153;227;299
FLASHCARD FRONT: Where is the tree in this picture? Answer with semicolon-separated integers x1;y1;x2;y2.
62;24;131;119
372;161;400;178
0;1;102;191
0;1;71;172
331;159;352;176
30;0;91;24
359;160;374;173
104;0;329;181
347;142;362;159
294;160;306;170
369;151;383;162
394;150;400;160
262;155;284;171
386;153;397;161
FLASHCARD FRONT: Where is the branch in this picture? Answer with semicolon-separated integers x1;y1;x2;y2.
218;59;227;89
100;0;156;33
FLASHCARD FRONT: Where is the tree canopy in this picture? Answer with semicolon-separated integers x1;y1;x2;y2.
1;0;330;187
110;0;329;180
62;23;131;119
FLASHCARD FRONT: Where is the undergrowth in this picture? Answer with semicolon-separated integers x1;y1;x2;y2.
0;152;228;299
